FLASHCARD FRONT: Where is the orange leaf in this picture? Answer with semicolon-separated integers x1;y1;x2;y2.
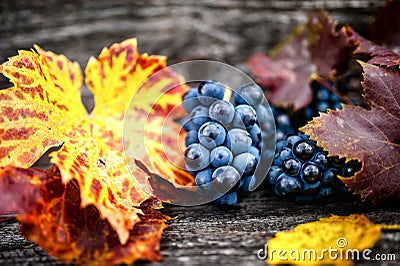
0;166;168;265
0;38;189;260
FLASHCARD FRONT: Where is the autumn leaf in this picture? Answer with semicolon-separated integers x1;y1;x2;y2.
301;25;400;204
266;214;389;265
0;166;168;265
247;10;350;110
0;39;189;263
344;26;400;67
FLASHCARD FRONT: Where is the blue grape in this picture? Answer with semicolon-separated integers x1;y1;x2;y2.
190;106;210;128
249;124;261;146
226;128;252;155
212;166;241;194
209;100;235;125
214;192;237;205
267;166;282;184
195;167;213;186
198;121;226;149
184;143;210;171
232;152;258;176
182;87;200;113
210;146;233;167
234;83;263;108
275;174;302;195
249;146;260;161
197;80;224;106
301;162;321;183
185;130;199;146
233;105;257;128
239;175;257;192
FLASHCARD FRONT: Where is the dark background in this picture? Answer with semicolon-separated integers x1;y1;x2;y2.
1;1;399;265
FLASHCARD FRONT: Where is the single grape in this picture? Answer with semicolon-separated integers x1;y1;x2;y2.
239;175;256;192
212;166;241;193
184;143;210;171
233;105;257;128
249;124;261;146
341;160;362;177
209;100;235;125
273;147;292;166
214;191;238;205
249;146;260;161
313;152;329;169
182;87;200;113
282;158;301;176
267;166;282;184
322;168;337;185
275;174;302;195
197;80;224;106
210;146;233;167
293;140;315;160
232;152;258;176
285;134;303;148
301;162;321;183
198;121;226;149
225;128;252;155
195;167;213;186
234;83;263;108
190;105;210;128
185;130;199;146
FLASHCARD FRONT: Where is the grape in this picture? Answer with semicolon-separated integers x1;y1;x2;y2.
182;87;200;113
197;80;224;106
210;146;233;167
249;146;260;161
185;130;199;146
301;162;321;183
233;105;257;128
232;152;258;176
209;100;235;125
275;174;302;195
225;128;252;155
234;83;263;108
214;192;238;205
239;175;256;192
195;167;213;186
190;106;210;128
282;158;301;176
268;132;360;201
184;143;210;171
198;121;226;149
212;166;241;193
249;124;261;146
293;140;315;160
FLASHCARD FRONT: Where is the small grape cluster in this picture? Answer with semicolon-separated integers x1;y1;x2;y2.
182;81;265;205
299;81;342;124
267;132;362;201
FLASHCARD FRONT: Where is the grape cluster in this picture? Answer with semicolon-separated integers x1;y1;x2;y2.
267;132;362;201
299;81;342;124
182;81;265;205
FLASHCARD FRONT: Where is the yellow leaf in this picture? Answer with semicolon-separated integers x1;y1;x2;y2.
266;214;384;265
0;39;188;247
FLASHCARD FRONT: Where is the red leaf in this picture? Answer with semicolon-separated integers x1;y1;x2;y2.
0;166;168;265
344;26;400;66
301;62;400;204
248;11;350;110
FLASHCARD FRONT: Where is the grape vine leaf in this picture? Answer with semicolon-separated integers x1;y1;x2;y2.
247;10;350;110
301;35;400;204
0;166;168;265
0;39;189;263
267;214;385;265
